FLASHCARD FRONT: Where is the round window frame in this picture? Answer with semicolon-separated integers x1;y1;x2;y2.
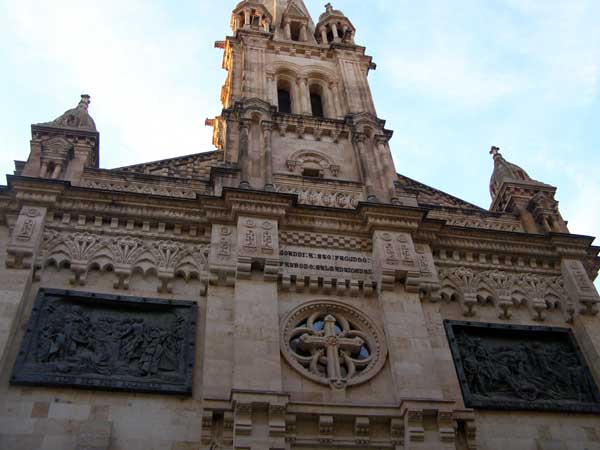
280;300;388;389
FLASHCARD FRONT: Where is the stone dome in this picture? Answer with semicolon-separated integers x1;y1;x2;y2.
39;95;97;132
489;146;531;198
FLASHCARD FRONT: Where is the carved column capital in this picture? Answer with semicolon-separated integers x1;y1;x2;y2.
239;118;252;131
353;131;368;144
374;134;388;146
261;120;273;133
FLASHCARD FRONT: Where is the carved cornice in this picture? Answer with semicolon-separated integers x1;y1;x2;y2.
549;233;597;259
7;176;66;206
358;203;426;233
222;188;294;220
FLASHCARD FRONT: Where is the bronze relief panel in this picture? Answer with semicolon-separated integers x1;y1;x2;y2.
445;320;600;413
11;289;197;396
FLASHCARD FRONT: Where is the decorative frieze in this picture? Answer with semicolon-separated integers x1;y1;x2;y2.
275;184;360;209
83;180;198;199
438;267;588;322
427;209;523;232
280;230;370;252
40;230;209;293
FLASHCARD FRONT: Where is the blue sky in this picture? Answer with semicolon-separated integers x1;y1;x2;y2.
1;0;599;286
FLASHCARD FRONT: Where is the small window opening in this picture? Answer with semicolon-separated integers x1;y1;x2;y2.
310;93;324;117
302;168;321;178
251;14;261;27
326;28;334;43
278;89;292;114
239;12;245;27
290;22;301;41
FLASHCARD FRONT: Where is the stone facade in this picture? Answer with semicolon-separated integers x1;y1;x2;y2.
1;1;600;449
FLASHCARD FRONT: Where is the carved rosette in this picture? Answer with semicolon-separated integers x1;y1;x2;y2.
280;300;387;390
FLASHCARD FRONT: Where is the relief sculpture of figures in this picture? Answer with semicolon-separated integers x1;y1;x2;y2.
12;289;197;395
446;321;600;413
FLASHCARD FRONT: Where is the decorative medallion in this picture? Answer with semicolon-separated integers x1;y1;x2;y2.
281;300;387;389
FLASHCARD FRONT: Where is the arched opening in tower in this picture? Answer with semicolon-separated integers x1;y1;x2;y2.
278;88;292;114
309;85;324;118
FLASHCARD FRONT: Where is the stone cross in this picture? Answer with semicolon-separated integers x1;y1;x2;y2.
299;315;364;387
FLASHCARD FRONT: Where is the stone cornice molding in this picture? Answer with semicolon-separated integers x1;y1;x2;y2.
222;187;294;221
7;176;67;207
549;233;596;259
357;203;426;233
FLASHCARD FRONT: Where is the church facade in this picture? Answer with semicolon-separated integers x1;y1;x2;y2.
1;1;599;449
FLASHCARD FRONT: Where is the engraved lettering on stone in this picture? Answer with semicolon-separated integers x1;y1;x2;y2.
279;247;373;279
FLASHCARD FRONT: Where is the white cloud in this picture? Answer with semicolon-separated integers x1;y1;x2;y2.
2;0;226;168
377;0;600;109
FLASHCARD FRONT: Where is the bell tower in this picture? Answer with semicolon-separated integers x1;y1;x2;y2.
209;1;401;205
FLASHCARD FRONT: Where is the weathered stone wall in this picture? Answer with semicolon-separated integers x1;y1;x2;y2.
0;260;206;450
476;411;600;450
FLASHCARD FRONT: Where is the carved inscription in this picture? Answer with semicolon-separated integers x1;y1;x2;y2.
446;321;600;413
11;289;197;395
280;246;373;280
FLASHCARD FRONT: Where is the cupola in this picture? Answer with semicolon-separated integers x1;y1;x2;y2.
37;94;97;132
231;1;273;33
489;146;532;199
22;95;100;184
315;3;355;45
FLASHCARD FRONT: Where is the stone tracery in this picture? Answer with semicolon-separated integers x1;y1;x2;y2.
281;300;386;389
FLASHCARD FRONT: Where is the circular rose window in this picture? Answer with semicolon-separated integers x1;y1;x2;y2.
281;300;387;390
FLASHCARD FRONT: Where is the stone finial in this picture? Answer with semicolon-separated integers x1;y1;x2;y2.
325;3;333;13
78;94;91;110
489;146;501;159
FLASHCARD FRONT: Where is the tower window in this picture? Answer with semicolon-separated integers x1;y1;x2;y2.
278;89;292;114
310;93;324;117
290;22;301;41
302;168;321;178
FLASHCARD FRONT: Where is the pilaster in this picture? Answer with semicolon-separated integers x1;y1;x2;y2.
1;205;46;374
233;216;282;391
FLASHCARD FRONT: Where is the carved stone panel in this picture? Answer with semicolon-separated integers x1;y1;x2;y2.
11;289;197;395
445;321;600;413
6;206;47;269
